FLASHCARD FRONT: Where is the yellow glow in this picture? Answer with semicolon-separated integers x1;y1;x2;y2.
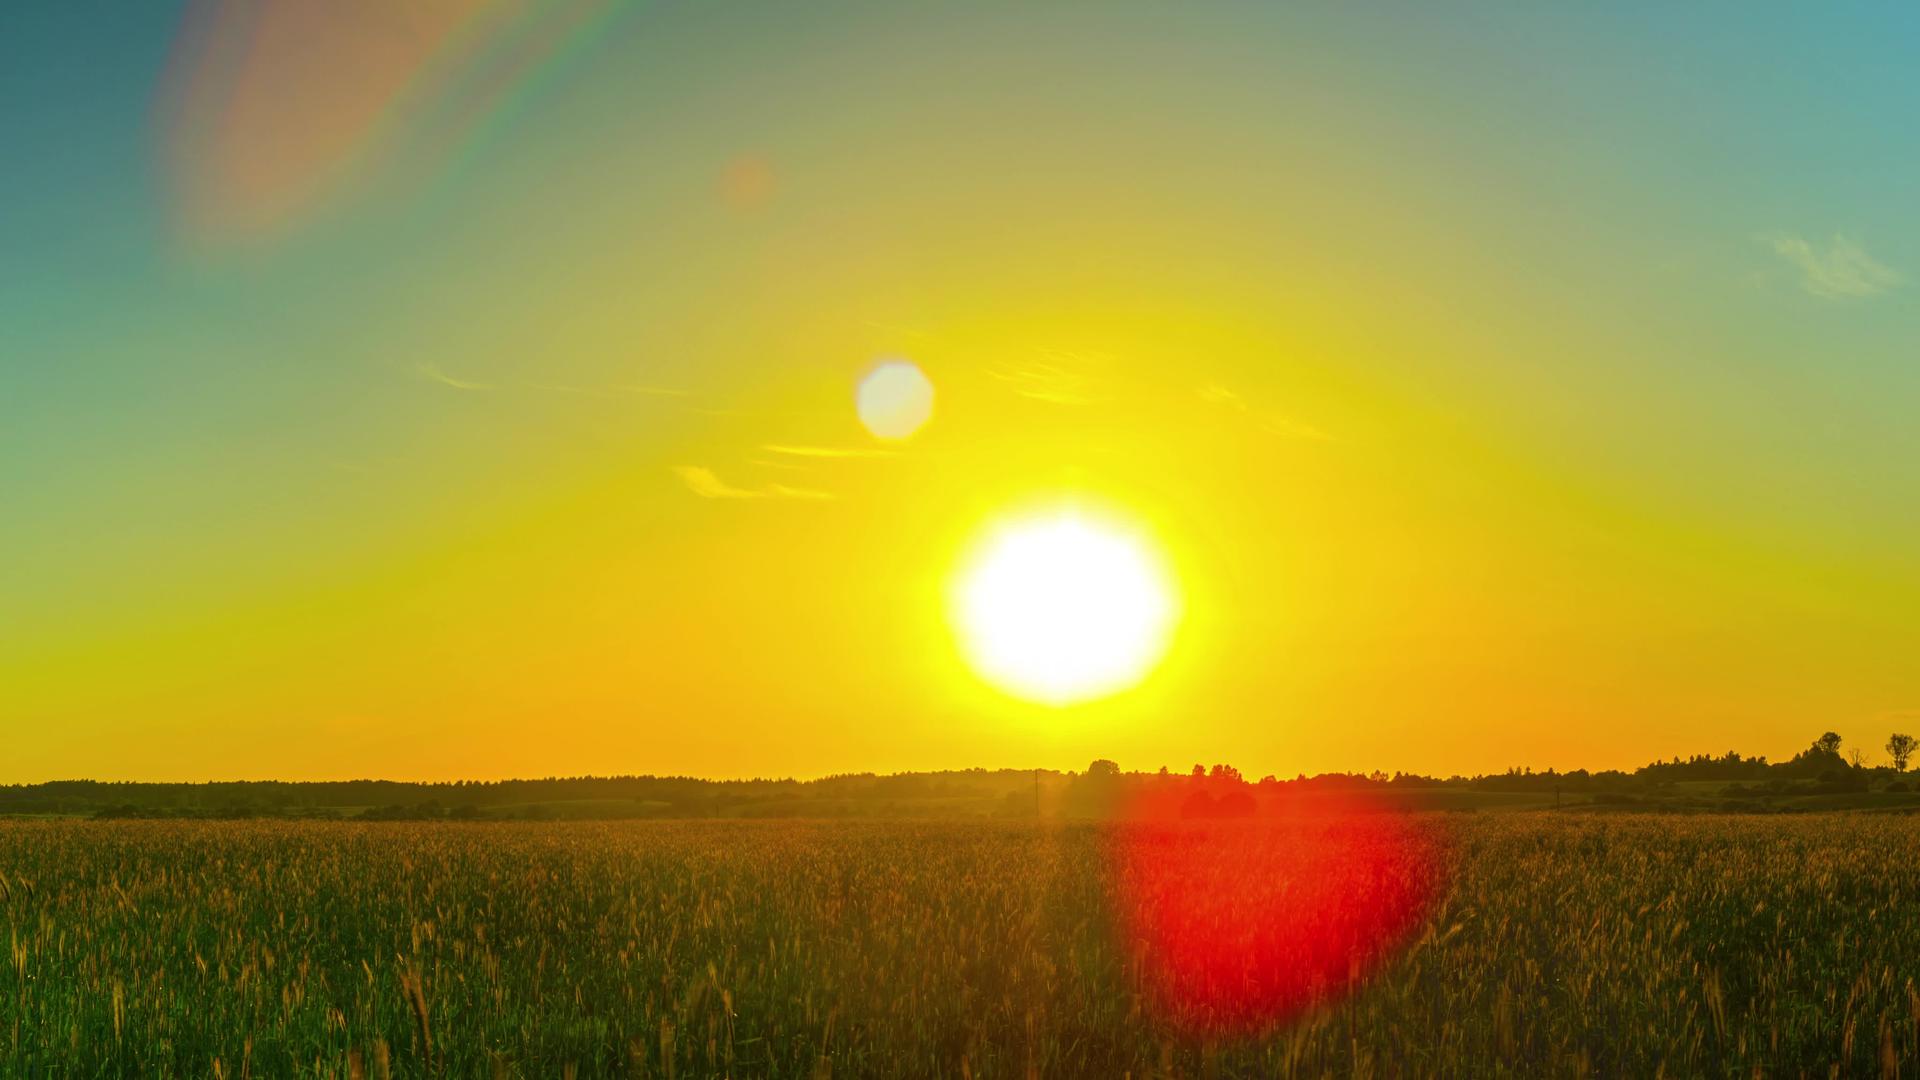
950;507;1180;706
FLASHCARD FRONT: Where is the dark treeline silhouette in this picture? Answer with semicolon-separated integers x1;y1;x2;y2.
8;770;1052;821
6;730;1915;821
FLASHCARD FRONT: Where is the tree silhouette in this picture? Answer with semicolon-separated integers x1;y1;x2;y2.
1067;760;1124;817
1815;732;1843;756
1888;733;1917;773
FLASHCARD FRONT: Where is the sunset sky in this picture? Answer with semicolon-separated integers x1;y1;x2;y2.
4;1;1918;782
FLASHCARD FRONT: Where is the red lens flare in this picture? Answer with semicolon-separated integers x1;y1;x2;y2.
1106;795;1448;1037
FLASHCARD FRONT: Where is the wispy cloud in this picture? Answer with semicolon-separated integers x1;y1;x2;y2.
1766;233;1902;299
1196;382;1331;441
760;444;896;459
524;380;695;401
527;383;607;396
766;483;833;500
418;362;493;391
986;356;1100;405
1194;383;1243;409
416;361;693;399
673;466;831;501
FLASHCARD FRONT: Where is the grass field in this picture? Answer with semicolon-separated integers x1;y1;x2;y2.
2;814;1917;1077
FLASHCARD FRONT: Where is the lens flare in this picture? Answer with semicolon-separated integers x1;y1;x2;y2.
155;0;619;249
1106;793;1447;1036
856;360;935;441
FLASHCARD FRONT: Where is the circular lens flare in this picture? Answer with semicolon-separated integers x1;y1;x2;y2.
856;359;934;440
1108;802;1447;1037
950;508;1178;705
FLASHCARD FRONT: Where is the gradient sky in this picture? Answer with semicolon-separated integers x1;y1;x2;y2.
4;1;1918;782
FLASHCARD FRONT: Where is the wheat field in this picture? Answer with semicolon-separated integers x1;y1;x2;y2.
0;815;1915;1077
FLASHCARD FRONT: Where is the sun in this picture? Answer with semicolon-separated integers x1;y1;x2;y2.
950;507;1180;706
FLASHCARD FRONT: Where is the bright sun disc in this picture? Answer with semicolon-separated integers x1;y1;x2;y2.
951;509;1179;706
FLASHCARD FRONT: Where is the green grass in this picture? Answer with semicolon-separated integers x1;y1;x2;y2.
1;815;1916;1077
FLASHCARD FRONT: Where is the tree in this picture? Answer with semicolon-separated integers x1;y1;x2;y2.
1217;790;1257;817
1889;733;1918;773
1815;732;1843;756
1847;748;1867;769
1068;760;1123;818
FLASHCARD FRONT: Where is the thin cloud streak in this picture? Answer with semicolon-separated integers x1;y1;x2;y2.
418;362;493;391
986;357;1099;405
416;368;694;401
761;444;897;459
674;466;831;501
1196;383;1332;441
1766;233;1902;299
766;483;833;500
527;382;693;402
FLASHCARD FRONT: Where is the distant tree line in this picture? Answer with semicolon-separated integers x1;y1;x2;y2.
4;730;1913;820
1055;730;1918;818
3;770;1050;820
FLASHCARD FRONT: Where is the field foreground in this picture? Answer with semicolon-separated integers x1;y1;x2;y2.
1;814;1917;1077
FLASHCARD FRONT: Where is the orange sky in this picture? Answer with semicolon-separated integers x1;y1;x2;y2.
5;2;1918;781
